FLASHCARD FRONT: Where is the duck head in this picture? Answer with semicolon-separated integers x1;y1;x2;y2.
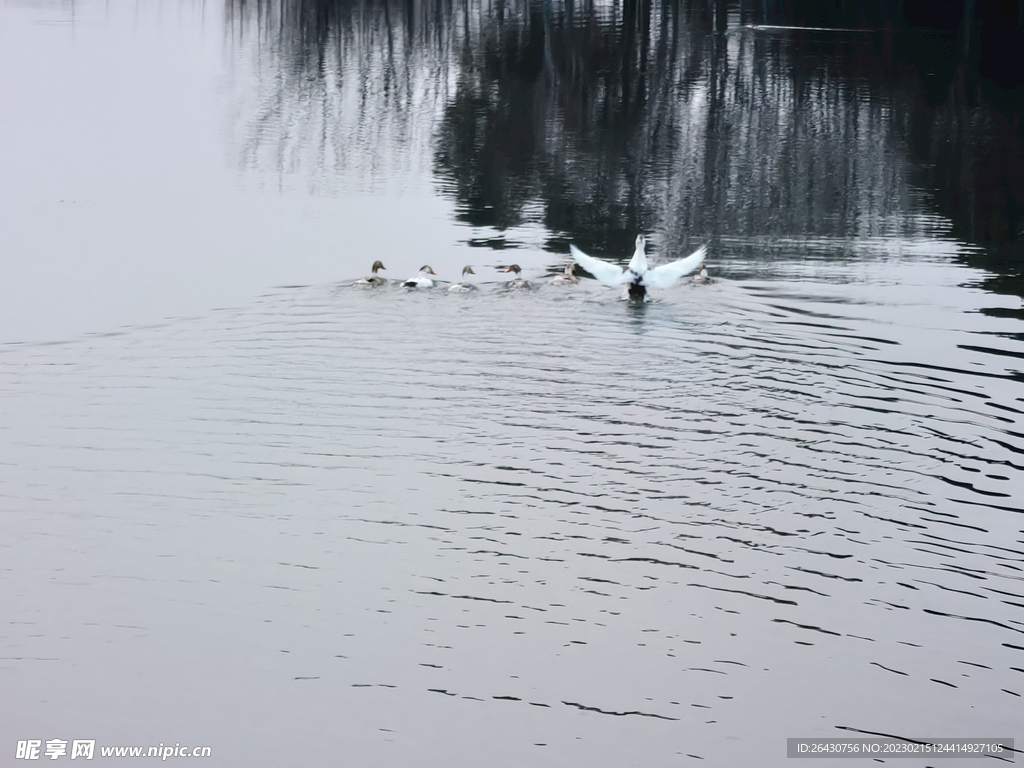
462;266;476;277
504;264;522;276
419;265;437;275
371;260;386;273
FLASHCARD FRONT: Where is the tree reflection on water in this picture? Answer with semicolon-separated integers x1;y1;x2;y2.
225;0;1022;296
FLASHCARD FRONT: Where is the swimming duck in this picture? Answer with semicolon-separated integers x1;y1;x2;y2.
355;260;387;286
503;264;531;290
570;236;706;302
449;266;477;292
692;262;712;284
403;265;437;288
551;263;578;285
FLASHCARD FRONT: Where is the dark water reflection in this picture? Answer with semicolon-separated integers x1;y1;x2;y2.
2;0;1024;765
227;0;1022;287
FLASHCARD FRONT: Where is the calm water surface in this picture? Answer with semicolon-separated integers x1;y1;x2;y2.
1;0;1023;765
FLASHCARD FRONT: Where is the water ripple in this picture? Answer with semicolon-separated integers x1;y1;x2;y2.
2;264;1022;765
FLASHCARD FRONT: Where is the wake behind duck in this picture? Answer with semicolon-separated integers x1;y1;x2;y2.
570;236;706;301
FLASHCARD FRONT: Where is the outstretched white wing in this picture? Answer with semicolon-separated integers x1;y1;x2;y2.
641;246;707;289
570;244;629;286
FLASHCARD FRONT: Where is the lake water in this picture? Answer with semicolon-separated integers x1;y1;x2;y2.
1;0;1023;765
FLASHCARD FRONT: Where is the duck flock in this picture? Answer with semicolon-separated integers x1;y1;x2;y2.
354;236;711;301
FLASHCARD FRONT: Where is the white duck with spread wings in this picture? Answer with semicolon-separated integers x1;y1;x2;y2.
570;236;706;301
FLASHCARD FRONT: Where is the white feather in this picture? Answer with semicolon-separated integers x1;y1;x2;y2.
641;246;707;289
569;244;629;286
